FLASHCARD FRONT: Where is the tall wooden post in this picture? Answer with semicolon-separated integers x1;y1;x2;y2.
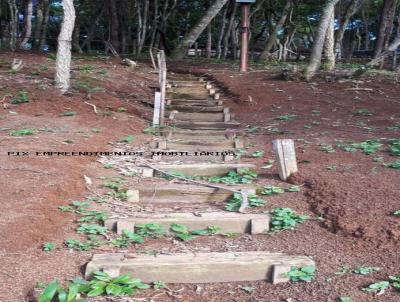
240;3;250;72
237;0;254;72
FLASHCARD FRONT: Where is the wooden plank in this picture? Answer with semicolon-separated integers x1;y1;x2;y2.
152;92;161;126
272;139;298;181
85;252;315;283
172;121;240;130
143;163;256;177
109;212;270;235
166;105;224;112
172;112;225;122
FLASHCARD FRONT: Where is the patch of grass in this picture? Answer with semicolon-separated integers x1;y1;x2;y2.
387;124;400;131
225;193;265;212
111;230;144;247
384;160;400;169
339;140;382;155
135;223;166;238
64;239;93;251
239;285;256;293
117;107;127;112
76;64;96;73
207;169;258;185
275;114;296;121
389;276;400;291
388;139;400;156
153;281;166;289
339;297;356;302
42;242;56;252
352;267;380;275
270;208;308;231
362;281;390;292
118;135;135;144
170;223;195;241
393;210;400;217
11;90;29;104
60;111;77;117
77;210;107;223
286;185;301;192
261;186;284;195
353;108;373;116
286;266;316;282
10;128;35;136
77;224;107;236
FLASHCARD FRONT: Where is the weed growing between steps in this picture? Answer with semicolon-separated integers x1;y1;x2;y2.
37;271;152;301
225;193;265;212
285;266;316;282
269;208;309;231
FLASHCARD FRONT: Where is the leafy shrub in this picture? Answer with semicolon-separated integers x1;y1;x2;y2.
270;208;308;231
11;90;29;104
225;193;265;212
286;266;316;282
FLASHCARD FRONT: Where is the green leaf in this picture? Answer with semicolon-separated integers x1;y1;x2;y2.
352;267;380;275
362;281;390;292
87;286;105;297
339;297;355;302
57;288;67;302
176;233;195;241
170;223;189;234
67;283;79;302
39;280;60;302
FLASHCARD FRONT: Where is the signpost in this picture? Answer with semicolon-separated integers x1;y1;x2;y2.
236;0;255;73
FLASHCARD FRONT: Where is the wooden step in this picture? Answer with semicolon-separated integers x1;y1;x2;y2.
85;252;315;284
112;183;255;204
172;121;240;130
168;99;221;106
163;129;239;141
140;163;256;177
106;212;270;235
167;105;224;113
167;93;210;100
170;112;225;122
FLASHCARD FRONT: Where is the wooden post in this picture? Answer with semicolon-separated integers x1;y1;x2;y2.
152;92;161;126
272;139;298;181
157;50;167;127
239;3;250;73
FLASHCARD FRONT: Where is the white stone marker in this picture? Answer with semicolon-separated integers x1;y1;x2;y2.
273;139;298;181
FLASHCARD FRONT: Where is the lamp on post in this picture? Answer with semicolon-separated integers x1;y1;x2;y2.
236;0;255;73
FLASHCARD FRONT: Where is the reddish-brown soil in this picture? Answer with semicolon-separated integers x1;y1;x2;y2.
1;53;399;302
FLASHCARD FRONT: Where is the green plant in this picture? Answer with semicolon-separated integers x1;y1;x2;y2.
389;276;400;291
42;242;56;252
118;135;135;144
270;208;308;231
320;144;335;153
387;124;400;131
275;114;296;121
191;225;222;235
339;140;382;155
135;223;166;238
239;285;255;293
103;163;115;169
262;159;275;169
111;230;144;247
65;239;93;251
11;90;29;104
384;160;400;169
60;111;77;117
153;281;167;289
339;297;355;302
143;127;157;134
170;223;195;241
388;139;400;156
225;193;265;212
235;149;246;160
362;281;390;292
261;186;284;195
251;150;265;158
353;108;373;116
76;64;95;73
117;107;127;112
286;266;316;282
352;267;380;275
77;210;107;223
286;186;301;192
77;224;107;235
10;128;35;136
393;210;400;217
38;280;87;302
207;169;258;185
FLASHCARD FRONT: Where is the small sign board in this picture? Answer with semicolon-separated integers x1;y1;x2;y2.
236;0;256;3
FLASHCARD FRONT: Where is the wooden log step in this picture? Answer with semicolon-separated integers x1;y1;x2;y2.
85;252;315;284
168;99;221;106
167;93;210;100
114;183;255;204
169;87;208;94
106;212;271;235
163;129;240;141
162;143;235;152
140;163;256;177
172;121;240;130
151;151;228;163
170;112;225;122
166;105;225;112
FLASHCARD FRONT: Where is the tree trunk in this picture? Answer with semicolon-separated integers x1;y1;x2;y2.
259;0;293;60
335;0;363;59
324;10;336;70
223;1;237;59
361;3;370;50
20;0;33;49
305;0;340;80
207;23;212;58
72;0;83;53
81;2;105;52
39;0;50;51
7;0;18;51
171;0;229;59
149;0;159;49
33;1;44;49
374;0;397;58
216;5;228;59
109;0;120;51
138;0;149;54
55;0;76;94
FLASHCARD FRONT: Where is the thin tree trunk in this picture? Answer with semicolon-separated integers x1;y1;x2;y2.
324;10;336;70
81;2;105;52
39;0;50;51
305;0;340;80
138;0;149;54
259;0;293;60
7;0;18;50
374;0;397;58
335;0;363;59
171;0;229;59
33;1;44;49
72;0;83;53
207;23;212;58
223;1;237;59
20;0;33;49
361;3;370;50
55;0;76;94
109;0;120;51
216;5;228;59
149;0;159;49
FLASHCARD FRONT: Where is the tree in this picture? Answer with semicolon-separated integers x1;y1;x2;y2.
374;0;398;58
55;0;76;94
20;0;33;49
171;0;229;59
305;0;340;80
